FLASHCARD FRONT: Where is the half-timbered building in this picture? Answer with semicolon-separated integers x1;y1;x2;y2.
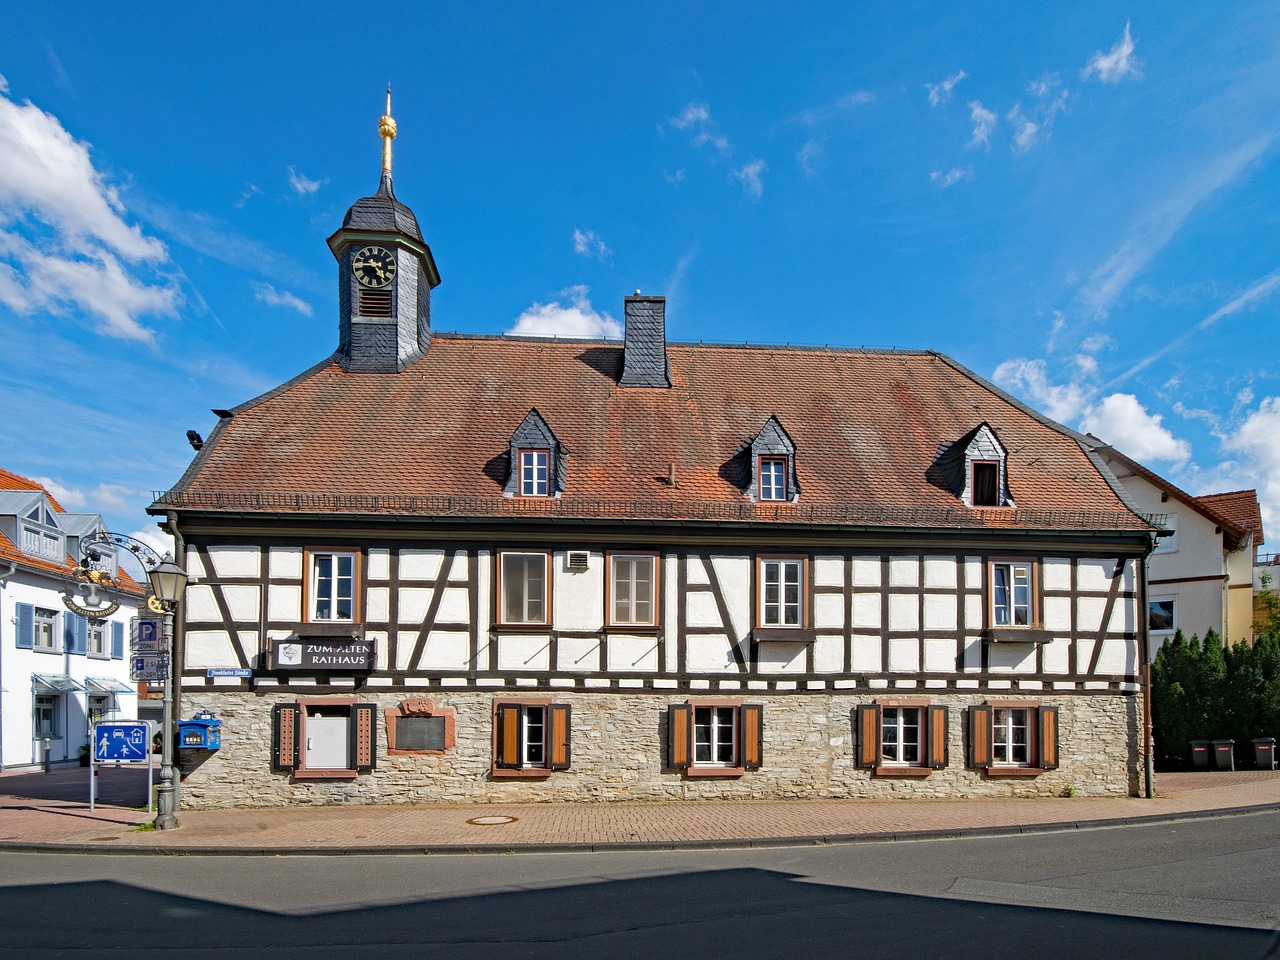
153;108;1159;807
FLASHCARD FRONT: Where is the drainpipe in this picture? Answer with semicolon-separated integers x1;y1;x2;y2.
1140;544;1156;799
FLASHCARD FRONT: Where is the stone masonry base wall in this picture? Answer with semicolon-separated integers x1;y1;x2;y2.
176;691;1141;808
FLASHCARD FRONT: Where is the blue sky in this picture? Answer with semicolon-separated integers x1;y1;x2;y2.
2;3;1279;554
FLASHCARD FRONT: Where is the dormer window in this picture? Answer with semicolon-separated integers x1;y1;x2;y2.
937;423;1014;509
971;461;1000;507
20;501;63;561
758;456;788;501
745;416;798;503
519;449;550;497
504;409;567;499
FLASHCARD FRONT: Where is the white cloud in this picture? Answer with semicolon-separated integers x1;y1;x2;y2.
251;281;313;316
733;159;767;199
89;483;141;514
797;138;825;176
1080;393;1191;467
127;525;174;561
572;228;611;261
930;167;973;188
784;90;875;126
926;70;967;107
1006;104;1040;152
287;166;323;195
1083;22;1142;84
0;73;9;95
992;358;1093;424
1073;353;1099;377
668;102;731;157
1082;137;1270;319
1081;334;1113;353
507;285;622;339
31;476;87;510
1007;75;1069;153
967;101;997;149
1222;397;1280;532
235;183;261;209
662;168;685;185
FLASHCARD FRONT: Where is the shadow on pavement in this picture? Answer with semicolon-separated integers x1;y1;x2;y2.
0;867;1274;960
0;764;151;807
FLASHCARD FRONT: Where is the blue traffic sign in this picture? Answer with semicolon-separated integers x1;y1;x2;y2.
93;722;151;763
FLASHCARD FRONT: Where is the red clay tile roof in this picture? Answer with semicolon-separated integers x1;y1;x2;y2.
0;467;65;512
1197;489;1264;546
0;530;144;597
157;336;1152;533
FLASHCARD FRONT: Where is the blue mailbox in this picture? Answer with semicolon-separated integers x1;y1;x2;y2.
178;710;222;750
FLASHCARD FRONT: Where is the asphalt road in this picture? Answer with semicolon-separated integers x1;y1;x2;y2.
2;810;1278;959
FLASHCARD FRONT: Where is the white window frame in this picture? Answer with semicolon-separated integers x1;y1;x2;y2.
880;706;922;765
758;557;804;628
693;705;738;767
1149;596;1176;634
991;560;1034;627
87;695;114;729
500;552;549;626
758;456;788;502
34;695;60;738
33;608;59;652
992;707;1031;766
309;551;358;622
519;448;550;497
609;553;657;627
522;704;547;767
87;622;108;658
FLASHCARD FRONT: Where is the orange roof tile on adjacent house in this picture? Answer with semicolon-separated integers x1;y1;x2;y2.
1197;489;1265;547
157;336;1152;533
0;467;65;512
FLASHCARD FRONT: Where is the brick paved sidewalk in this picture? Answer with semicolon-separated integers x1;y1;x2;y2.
2;765;1278;853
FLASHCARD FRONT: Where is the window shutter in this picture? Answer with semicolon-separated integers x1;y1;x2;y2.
111;622;125;659
547;703;572;770
67;614;87;655
271;703;301;771
968;705;993;767
855;704;881;768
16;603;34;649
1038;705;1060;770
925;704;949;769
351;703;378;771
495;703;523;769
668;703;692;770
741;704;764;770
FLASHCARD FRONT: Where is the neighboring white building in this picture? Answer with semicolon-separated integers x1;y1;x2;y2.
1092;446;1260;654
0;468;143;771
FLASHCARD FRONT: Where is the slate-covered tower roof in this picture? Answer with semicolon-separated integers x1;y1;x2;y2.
325;91;441;374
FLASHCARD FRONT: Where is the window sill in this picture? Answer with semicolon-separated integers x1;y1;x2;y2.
685;765;746;778
492;766;554;779
32;647;64;656
604;623;660;633
873;765;932;777
293;768;359;780
493;622;553;632
88;653;111;661
753;629;810;642
984;766;1046;777
985;628;1051;644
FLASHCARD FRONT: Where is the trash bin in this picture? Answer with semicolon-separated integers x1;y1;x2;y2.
1253;738;1277;771
1190;739;1211;769
1212;739;1235;771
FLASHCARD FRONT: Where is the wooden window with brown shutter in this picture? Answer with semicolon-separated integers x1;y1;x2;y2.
968;704;994;768
547;704;572;771
351;703;378;771
856;704;881;768
272;703;301;771
741;704;764;770
495;703;523;769
668;703;692;770
925;704;949;769
1038;705;1060;770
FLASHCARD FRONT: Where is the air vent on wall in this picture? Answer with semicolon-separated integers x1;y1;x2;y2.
359;289;393;317
568;551;589;571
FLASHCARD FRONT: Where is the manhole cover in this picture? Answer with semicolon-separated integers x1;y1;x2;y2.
467;816;518;825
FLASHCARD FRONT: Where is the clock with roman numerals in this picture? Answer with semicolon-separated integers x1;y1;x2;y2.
352;245;397;288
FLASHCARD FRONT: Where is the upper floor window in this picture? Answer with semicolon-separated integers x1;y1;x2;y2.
1149;597;1176;634
499;551;549;625
609;553;658;627
941;423;1013;508
33;607;58;651
519;449;549;497
758;456;788;501
1153;514;1177;554
88;622;108;658
990;560;1035;627
309;551;358;622
758;557;806;628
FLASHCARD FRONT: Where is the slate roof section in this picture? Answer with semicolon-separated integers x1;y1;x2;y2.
156;336;1152;534
338;173;423;242
1197;490;1264;547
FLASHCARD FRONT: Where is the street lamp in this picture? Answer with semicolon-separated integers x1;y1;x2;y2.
147;553;187;830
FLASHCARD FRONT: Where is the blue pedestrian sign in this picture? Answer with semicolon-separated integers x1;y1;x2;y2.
93;722;151;763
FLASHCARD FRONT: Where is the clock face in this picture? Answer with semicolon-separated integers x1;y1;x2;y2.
351;245;397;288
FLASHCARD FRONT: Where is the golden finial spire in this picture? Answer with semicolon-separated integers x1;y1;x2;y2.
378;85;396;176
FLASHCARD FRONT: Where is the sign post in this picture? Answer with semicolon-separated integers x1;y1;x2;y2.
90;721;153;813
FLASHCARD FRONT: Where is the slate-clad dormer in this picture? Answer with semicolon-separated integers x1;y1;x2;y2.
939;422;1015;508
504;409;568;498
747;416;799;502
325;93;441;374
620;294;670;388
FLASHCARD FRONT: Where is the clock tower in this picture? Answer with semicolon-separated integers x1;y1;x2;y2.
326;91;441;373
